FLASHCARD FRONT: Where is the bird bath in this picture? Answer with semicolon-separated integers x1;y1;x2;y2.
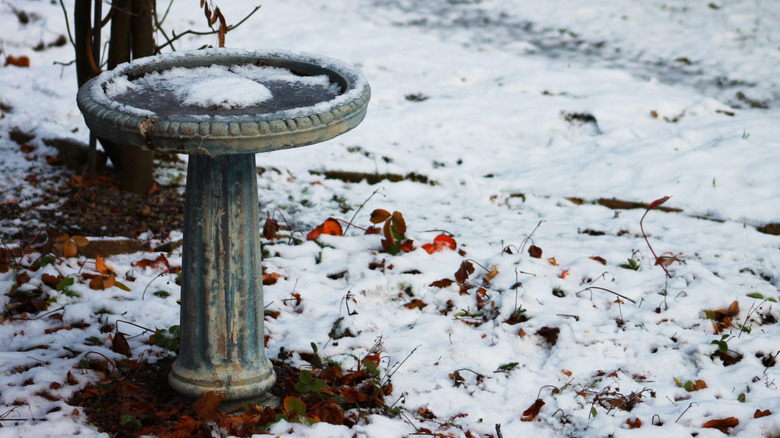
77;49;370;402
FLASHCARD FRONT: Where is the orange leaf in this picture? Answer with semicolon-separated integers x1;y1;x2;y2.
521;399;545;421
548;257;558;266
95;254;111;275
4;55;30;67
626;418;642;429
702;417;739;433
307;218;342;240
399;239;414;252
63;240;78;258
262;272;282;285
370;209;391;224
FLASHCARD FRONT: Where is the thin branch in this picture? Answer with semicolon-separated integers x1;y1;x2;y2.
575;286;636;304
156;5;261;52
344;187;382;235
58;0;77;48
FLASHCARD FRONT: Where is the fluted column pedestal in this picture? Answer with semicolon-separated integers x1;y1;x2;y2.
168;153;275;401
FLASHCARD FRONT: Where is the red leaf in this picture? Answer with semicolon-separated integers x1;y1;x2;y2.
521;399;545;421
702;417;739;433
307;218;343;240
647;196;671;210
528;245;543;258
424;234;457;254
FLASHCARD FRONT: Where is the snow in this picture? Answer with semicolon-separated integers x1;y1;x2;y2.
1;0;779;437
90;49;364;119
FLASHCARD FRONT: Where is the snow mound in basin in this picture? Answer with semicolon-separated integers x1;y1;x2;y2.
178;76;273;108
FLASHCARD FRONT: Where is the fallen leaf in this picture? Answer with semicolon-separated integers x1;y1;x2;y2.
536;326;560;345
403;298;428;310
754;409;772;418
484;265;499;282
521;399;545;421
263;216;280;242
262;272;282;285
307;218;343;240
454;260;475;284
702;417;738;433
548;257;558;266
590;256;607;265
429;278;454;288
193;391;224;420
95;254;111;275
626;417;642;429
423;234;457;254
4;55;30;67
528;245;543;258
132;254;170;271
111;332;132;357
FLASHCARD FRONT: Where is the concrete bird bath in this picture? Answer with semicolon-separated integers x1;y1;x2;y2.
76;49;370;401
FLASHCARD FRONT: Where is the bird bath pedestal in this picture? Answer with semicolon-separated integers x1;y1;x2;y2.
77;49;370;401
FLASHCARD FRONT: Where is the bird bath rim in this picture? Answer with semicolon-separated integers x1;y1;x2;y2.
76;49;370;156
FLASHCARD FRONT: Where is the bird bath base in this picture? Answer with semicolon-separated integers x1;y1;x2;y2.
77;49;370;402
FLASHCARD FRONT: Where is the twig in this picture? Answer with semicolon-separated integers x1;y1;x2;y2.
575;286;636;304
156;5;261;52
675;402;698;423
384;345;420;385
640;196;672;278
495;424;504;438
519;220;545;255
344;187;382;235
58;0;76;48
141;271;167;300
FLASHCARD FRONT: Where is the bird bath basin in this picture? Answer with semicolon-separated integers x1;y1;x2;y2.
77;49;370;402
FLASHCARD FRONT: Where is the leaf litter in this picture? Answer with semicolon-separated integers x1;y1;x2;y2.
1;0;780;437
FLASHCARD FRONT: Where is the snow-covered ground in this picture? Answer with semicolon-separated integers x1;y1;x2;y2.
1;0;779;437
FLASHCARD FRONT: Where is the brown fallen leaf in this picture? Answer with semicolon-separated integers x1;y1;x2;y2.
111;332;132;357
403;298;427;310
754;409;772;418
521;398;545;421
702;417;739;433
193;391;225;421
